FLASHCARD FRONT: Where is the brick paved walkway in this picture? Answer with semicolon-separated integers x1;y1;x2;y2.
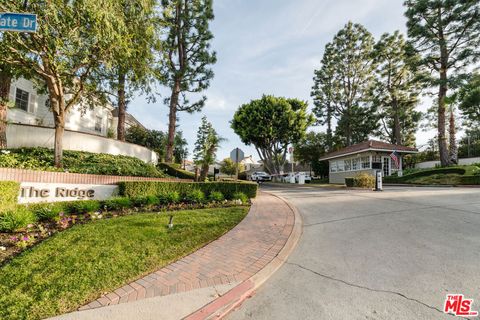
80;191;295;311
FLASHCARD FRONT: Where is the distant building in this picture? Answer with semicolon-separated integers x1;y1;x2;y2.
320;140;418;184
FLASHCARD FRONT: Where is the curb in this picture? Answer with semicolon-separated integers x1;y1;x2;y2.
183;192;303;320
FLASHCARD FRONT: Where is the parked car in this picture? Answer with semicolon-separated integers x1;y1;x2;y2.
250;171;272;182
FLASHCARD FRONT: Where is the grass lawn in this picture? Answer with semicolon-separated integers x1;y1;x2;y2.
0;207;249;320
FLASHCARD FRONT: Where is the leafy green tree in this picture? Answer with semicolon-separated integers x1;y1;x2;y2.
404;0;480;166
220;158;245;177
372;31;423;146
0;67;13;149
193;116;223;181
293;131;328;176
313;22;378;147
104;0;160;142
173;130;189;165
126;125;167;160
311;43;335;150
159;0;217;162
459;128;480;158
0;1;125;167
231;95;314;175
458;73;480;126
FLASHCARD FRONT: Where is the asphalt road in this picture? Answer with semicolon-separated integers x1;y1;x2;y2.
228;185;480;320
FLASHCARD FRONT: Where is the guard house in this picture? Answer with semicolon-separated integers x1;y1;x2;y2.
320;140;418;184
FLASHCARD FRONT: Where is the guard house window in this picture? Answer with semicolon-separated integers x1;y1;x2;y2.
95;116;102;132
361;156;371;169
352;158;359;171
15;88;30;112
330;161;337;173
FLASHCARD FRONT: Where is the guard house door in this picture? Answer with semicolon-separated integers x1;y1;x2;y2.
382;156;391;177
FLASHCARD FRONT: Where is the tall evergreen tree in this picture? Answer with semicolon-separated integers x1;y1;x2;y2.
404;0;480;166
0;0;126;167
173;130;189;165
105;0;160;141
371;31;423;146
193;116;223;181
314;22;378;147
0;67;13;149
160;0;217;163
311;44;335;150
458;73;480;126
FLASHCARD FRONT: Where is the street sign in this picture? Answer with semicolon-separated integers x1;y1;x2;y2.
0;12;37;33
230;148;244;163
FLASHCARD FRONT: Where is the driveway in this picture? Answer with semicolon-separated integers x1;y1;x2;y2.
228;185;480;319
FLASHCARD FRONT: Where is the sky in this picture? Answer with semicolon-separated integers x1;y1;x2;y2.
130;0;436;162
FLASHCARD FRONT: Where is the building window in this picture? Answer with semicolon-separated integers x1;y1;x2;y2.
95;116;102;132
337;160;345;172
361;156;371;169
344;159;351;171
351;158;359;171
330;161;337;173
15;88;30;112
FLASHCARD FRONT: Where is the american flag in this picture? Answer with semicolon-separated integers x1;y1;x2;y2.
390;150;400;169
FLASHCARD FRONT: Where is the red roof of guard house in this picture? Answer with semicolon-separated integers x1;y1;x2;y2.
319;140;418;161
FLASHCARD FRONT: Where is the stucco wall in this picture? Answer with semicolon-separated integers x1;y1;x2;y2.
329;169;376;184
6;123;158;164
416;157;480;169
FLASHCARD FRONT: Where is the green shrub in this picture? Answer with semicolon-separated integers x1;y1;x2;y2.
103;197;132;211
28;202;66;221
209;191;225;202
158;191;181;205
66;200;101;214
0;181;20;213
386;167;467;183
0;148;165;178
157;163;195;180
185;189;206;204
118;181;257;200
345;177;355;187
232;192;248;204
353;173;375;189
0;207;36;232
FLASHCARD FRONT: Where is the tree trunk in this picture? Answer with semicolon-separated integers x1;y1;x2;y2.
449;108;458;164
438;69;450;166
0;72;11;149
200;163;209;181
117;71;127;141
393;99;402;145
166;80;181;163
54;112;65;168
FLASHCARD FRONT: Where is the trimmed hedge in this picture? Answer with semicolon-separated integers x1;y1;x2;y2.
0;181;20;213
157;163;195;180
345;177;354;187
118;181;258;200
457;175;480;185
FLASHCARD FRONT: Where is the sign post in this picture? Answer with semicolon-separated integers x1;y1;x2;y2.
230;148;244;181
0;12;38;33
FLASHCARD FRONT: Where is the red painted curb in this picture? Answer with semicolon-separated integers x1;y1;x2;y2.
183;280;254;320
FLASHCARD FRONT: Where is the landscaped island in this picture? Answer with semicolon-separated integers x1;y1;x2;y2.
0;179;257;320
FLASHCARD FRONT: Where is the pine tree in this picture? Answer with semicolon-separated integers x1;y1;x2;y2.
193;116;223;181
371;31;423;146
108;0;160;141
314;22;378;147
311;44;335;151
449;107;458;164
160;0;217;163
404;0;480;166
